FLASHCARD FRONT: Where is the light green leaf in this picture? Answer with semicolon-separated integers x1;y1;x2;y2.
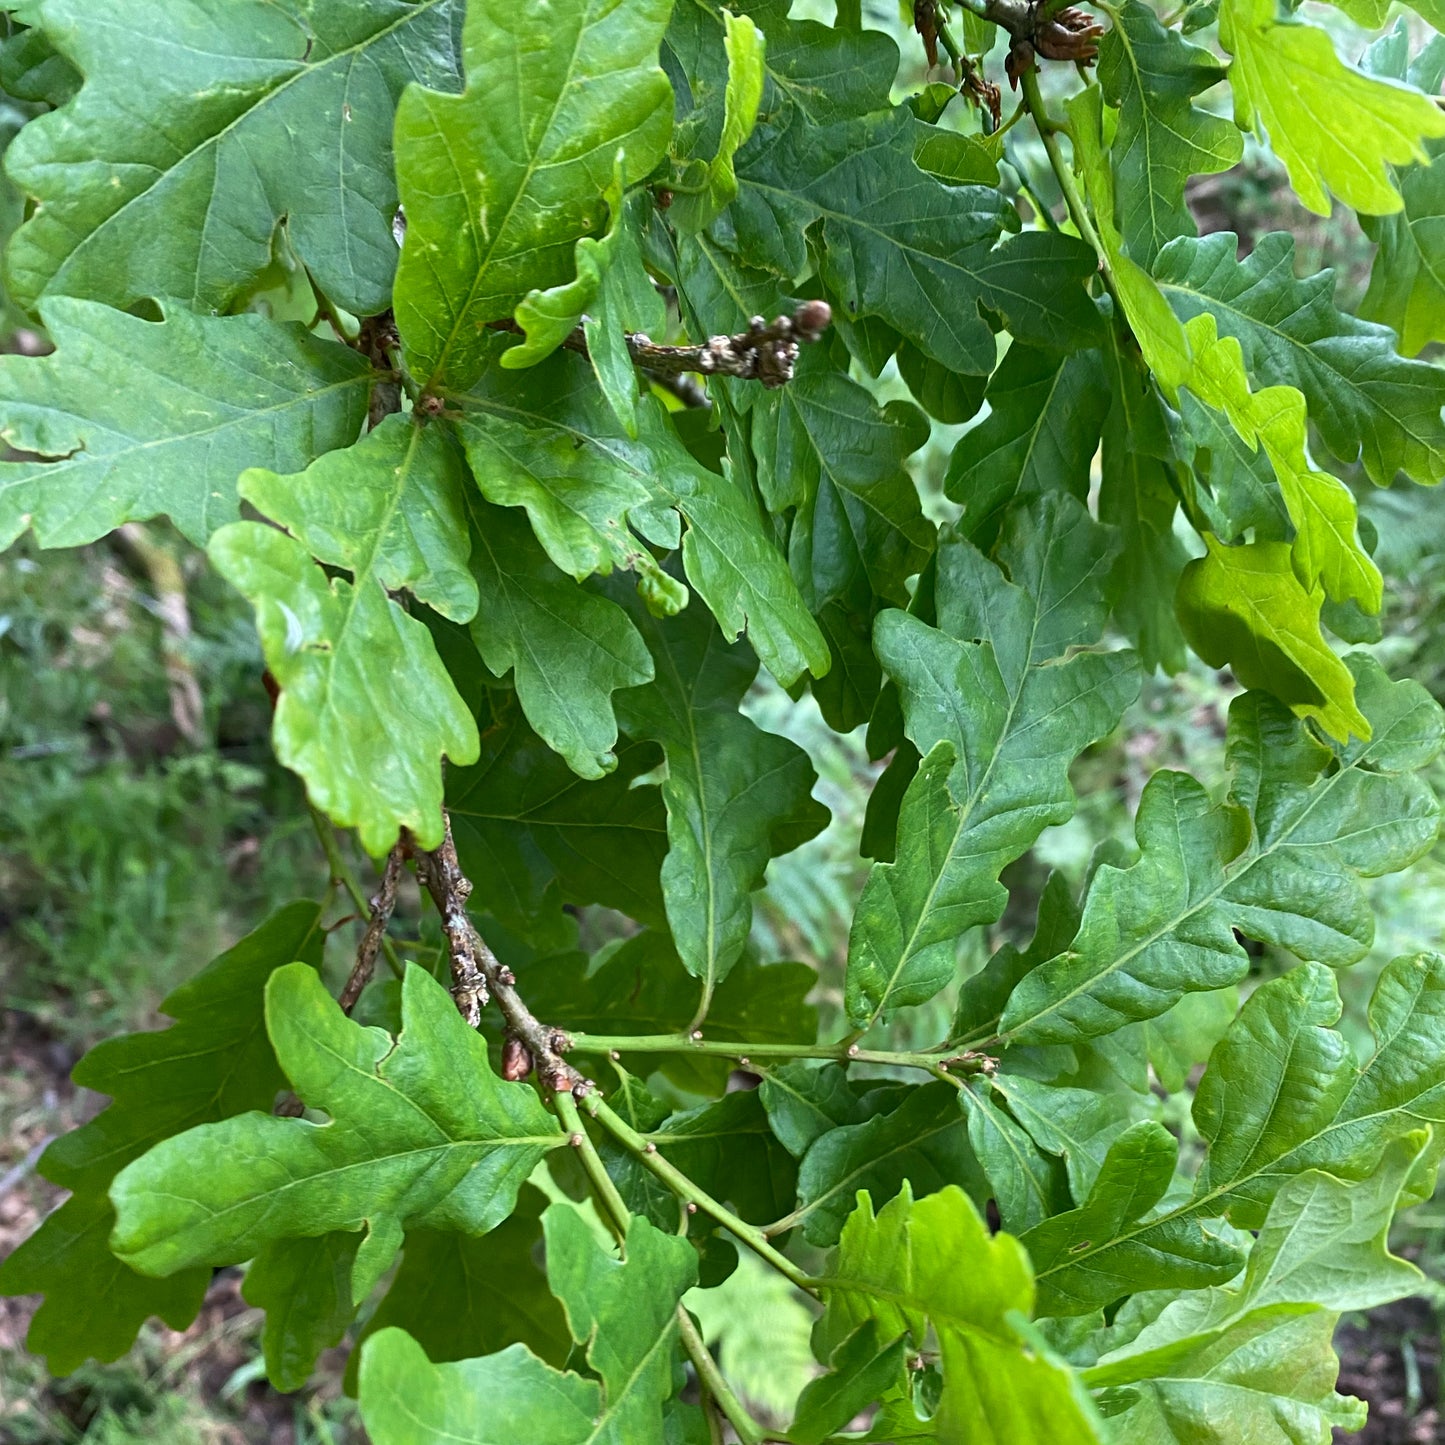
1220;0;1445;216
944;343;1111;544
1094;1135;1425;1376
244;1232;362;1392
670;11;764;234
394;0;674;392
360;1330;601;1445
544;1207;698;1441
0;298;370;551
4;0;460;316
1026;956;1445;1309
469;496;653;780
240;412;478;622
1020;1123;1244;1316
351;1194;570;1379
505;177;668;436
1180;313;1381;613
1096;1308;1363;1443
1069;86;1193;390
615;594;827;1007
359;1210;696;1445
208;520;479;854
1084;1137;1428;1442
846;494;1139;1026
1155;230;1445;485
0;903;323;1374
997;658;1442;1046
1098;0;1243;266
451;344;828;687
1176;535;1365;740
109;965;562;1287
1193;957;1445;1226
731;106;1103;371
817;1184;1108;1442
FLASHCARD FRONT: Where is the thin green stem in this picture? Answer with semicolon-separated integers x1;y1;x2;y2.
308;807;404;980
1017;63;1120;301
570;1032;994;1078
676;1307;767;1445
935;12;965;76
995;97;1029;140
555;1092;629;1241
589;1097;818;1296
558;1099;771;1444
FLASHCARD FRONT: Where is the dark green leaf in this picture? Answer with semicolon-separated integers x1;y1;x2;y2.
997;659;1442;1046
5;0;461;316
1021;1123;1244;1316
244;1232;362;1392
846;494;1139;1026
1097;0;1242;266
469;496;654;781
448;711;668;946
793;1081;984;1246
0;903;324;1373
354;1190;570;1375
0;300;370;550
615;594;827;1003
945;343;1110;545
450;345;828;687
1155;230;1445;485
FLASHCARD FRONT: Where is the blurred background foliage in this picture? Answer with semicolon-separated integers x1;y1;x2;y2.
4;1;1445;1442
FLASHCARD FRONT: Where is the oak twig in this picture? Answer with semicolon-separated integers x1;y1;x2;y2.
308;807;404;982
337;842;406;1014
411;814;593;1096
358;310;403;428
487;301;832;394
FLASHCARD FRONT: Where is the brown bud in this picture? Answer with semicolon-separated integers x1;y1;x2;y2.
548;1029;573;1054
914;0;940;68
501;1035;534;1082
1034;7;1105;63
793;299;832;341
